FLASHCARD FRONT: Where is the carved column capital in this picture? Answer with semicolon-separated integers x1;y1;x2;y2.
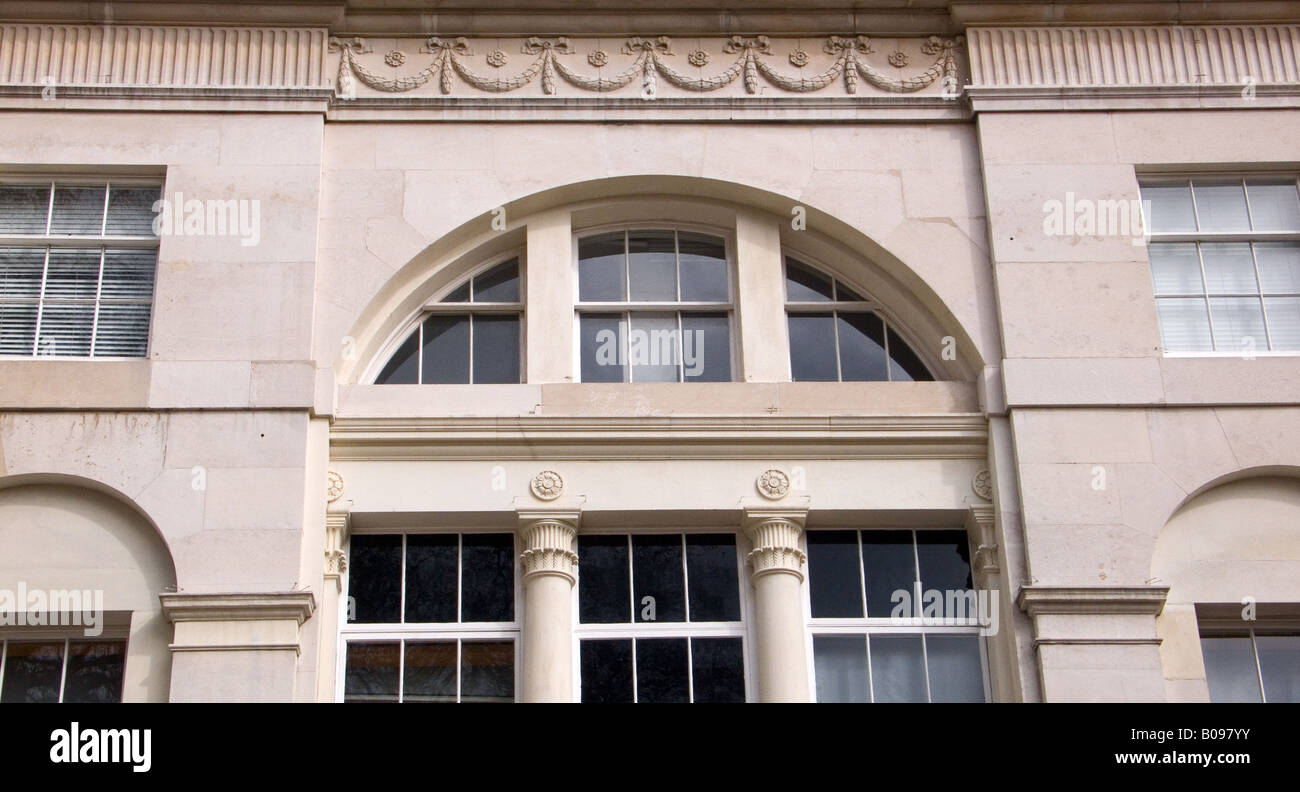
965;503;998;587
741;498;810;582
515;498;584;585
324;502;352;593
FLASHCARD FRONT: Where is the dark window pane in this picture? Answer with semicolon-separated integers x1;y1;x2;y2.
685;533;740;622
0;302;38;356
628;312;679;383
788;313;838;381
579;313;624;383
862;530;916;618
578;232;626;302
402;641;457;703
0;246;46;298
888;327;933;382
37;303;94;356
461;641;515;703
813;636;869;703
49;185;105;235
916;530;973;596
786;258;834;302
62;641;126;703
926;635;985;702
682;312;731;382
690;637;745;703
471;315;520;384
580;639;633;703
869;635;927;702
473;259;519;302
94;303;151;357
578;534;630;623
635;638;689;703
344;642;400;703
441;281;471;303
678;232;728;302
375;331;419;384
807;531;863;618
100;248;156;301
627;230;677;301
461;533;515;622
1255;635;1300;703
836;280;866;302
405;534;458;623
1201;636;1262;703
633;533;685;623
348;534;402;623
0;642;64;703
838;312;888;382
421;314;470;384
105;186;160;236
0;184;52;233
44;248;101;300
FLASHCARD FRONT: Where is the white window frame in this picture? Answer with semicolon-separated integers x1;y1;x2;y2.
572;224;739;383
336;530;523;703
365;253;527;385
0;630;130;704
801;527;990;703
0;176;161;360
571;528;755;703
781;254;938;382
1141;174;1300;356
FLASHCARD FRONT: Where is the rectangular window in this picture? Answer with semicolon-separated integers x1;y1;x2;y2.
0;637;127;703
806;528;987;703
1140;177;1300;353
576;532;747;702
341;532;518;703
0;180;159;358
576;230;734;382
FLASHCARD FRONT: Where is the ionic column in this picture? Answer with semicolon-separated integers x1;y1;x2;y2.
742;497;811;702
516;493;582;703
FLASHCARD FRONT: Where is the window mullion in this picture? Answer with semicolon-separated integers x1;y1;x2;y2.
1249;628;1267;703
32;246;50;357
89;246;106;357
57;637;70;704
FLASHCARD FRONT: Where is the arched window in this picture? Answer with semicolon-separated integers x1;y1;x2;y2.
784;257;933;382
374;258;522;384
575;229;734;383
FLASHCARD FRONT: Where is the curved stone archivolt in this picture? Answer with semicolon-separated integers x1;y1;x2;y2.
328;34;964;97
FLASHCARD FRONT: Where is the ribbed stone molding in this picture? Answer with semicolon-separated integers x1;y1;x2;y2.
0;23;330;90
968;25;1300;87
741;500;810;581
516;503;582;584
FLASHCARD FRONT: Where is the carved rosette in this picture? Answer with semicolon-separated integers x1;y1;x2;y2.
518;517;579;583
530;470;565;500
972;469;992;501
743;510;808;580
756;469;791;500
326;470;345;503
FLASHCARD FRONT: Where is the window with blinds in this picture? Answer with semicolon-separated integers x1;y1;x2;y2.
1141;177;1300;353
0;180;160;358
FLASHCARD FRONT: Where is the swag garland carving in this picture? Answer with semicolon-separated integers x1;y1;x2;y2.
327;34;963;97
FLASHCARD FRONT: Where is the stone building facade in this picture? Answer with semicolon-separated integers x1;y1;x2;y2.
0;0;1298;703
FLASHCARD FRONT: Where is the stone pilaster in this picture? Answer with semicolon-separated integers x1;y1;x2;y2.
741;495;811;702
515;488;583;703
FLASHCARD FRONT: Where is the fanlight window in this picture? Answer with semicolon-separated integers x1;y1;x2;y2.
375;259;522;385
784;258;933;382
576;229;734;383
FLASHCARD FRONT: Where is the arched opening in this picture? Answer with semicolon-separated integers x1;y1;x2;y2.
0;478;178;702
1152;473;1300;702
338;176;984;385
